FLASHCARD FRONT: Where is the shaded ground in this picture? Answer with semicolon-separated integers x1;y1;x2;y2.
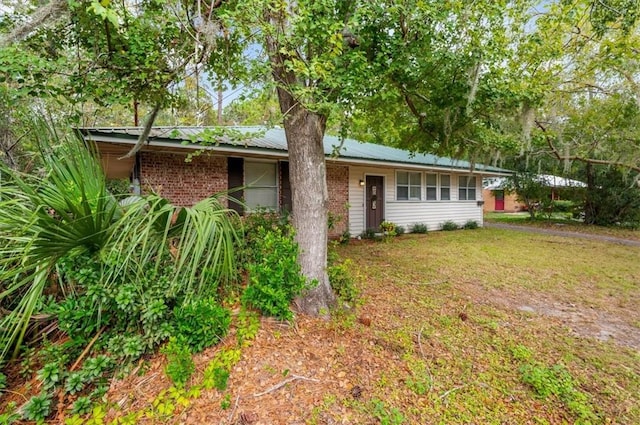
3;227;639;424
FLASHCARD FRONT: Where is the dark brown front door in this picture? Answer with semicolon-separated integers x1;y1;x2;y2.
366;176;384;230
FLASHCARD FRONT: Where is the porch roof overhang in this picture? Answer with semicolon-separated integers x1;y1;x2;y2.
78;126;513;179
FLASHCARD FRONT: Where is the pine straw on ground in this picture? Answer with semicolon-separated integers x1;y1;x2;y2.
4;230;640;424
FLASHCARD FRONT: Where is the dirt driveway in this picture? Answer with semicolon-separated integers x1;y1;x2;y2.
485;222;640;247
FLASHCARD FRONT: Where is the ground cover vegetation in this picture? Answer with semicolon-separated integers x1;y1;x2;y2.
2;228;637;423
0;121;322;422
0;0;639;422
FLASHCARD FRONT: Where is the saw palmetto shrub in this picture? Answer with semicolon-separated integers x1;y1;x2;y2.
0;120;243;422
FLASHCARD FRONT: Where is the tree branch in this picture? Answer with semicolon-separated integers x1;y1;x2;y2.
253;374;319;397
0;0;68;48
118;103;161;159
535;120;640;173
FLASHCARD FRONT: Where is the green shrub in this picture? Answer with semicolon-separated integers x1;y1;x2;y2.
463;220;479;230
81;355;113;380
394;225;405;236
242;210;291;263
21;393;52;422
551;200;574;213
173;299;231;353
64;371;87;395
162;337;195;389
242;225;307;320
441;220;459;231
379;221;396;235
55;252;178;357
0;371;6;393
105;178;131;197
0;402;19;423
328;259;359;305
410;223;428;234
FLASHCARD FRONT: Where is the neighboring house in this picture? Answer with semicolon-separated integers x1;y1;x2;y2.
483;175;586;213
79;126;510;237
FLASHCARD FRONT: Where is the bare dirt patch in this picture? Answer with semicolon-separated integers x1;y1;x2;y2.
474;286;640;351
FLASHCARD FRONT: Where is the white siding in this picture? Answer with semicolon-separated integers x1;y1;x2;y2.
348;165;484;236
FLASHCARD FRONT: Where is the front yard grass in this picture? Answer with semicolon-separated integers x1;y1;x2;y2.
326;229;640;424
3;227;638;424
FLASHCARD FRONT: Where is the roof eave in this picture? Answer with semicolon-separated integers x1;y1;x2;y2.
83;131;512;176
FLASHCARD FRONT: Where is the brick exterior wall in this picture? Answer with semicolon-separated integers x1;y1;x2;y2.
326;163;349;238
138;151;350;238
482;189;525;213
139;151;228;206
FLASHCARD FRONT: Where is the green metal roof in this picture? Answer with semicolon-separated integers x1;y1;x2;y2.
80;126;511;174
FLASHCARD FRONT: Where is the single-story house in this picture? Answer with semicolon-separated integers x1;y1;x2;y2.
78;126;511;237
483;175;587;213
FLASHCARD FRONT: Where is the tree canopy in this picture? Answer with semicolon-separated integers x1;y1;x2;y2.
2;0;640;314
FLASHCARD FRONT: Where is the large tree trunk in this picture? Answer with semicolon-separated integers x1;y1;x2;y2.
263;5;336;317
281;103;336;316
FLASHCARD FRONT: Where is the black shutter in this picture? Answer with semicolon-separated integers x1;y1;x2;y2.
280;161;292;213
227;157;244;215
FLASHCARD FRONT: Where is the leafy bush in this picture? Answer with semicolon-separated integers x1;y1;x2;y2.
242;209;291;263
394;225;405;236
0;371;6;393
581;167;640;227
211;367;230;391
328;259;359;305
379;221;396;235
162;337;195;389
441;220;459;231
173;299;231;353
21;393;52;422
551;200;575;213
64;371;87;395
0;402;19;424
410;223;428;234
0;121;241;363
81;355;113;380
242;225;307;320
105;178;131;197
463;220;479;230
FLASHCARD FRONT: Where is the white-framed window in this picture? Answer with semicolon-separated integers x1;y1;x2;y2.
426;173;437;200
440;174;451;200
245;161;278;210
396;171;422;201
458;175;477;201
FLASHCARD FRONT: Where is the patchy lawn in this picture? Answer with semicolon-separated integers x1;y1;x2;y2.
3;228;640;424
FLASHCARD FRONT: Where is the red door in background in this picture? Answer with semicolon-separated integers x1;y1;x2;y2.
494;190;505;211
